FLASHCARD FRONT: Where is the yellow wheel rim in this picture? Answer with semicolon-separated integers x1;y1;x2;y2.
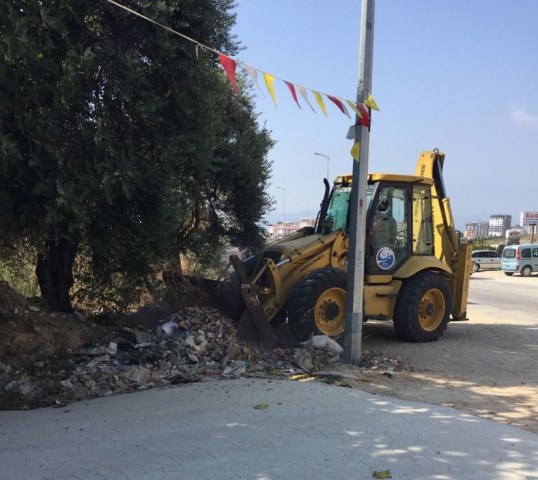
418;288;446;331
314;287;346;336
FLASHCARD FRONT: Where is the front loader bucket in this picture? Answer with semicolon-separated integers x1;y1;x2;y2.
237;284;275;349
177;275;274;348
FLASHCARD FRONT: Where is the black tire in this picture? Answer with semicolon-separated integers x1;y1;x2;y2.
472;263;480;273
520;265;532;277
393;271;452;342
287;267;347;342
504;272;514;276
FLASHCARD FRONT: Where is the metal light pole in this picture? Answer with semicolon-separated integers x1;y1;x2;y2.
343;0;375;364
275;186;286;226
314;152;330;180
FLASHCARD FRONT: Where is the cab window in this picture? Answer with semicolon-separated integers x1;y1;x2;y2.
412;185;433;255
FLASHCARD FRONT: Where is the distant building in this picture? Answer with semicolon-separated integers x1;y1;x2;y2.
488;214;511;237
268;218;316;240
520;211;538;234
464;221;489;239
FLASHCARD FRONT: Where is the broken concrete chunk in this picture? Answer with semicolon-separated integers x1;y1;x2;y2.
187;353;199;363
106;342;117;355
87;354;109;368
185;336;197;348
222;360;246;377
159;321;178;338
118;366;151;385
3;381;34;396
306;335;344;355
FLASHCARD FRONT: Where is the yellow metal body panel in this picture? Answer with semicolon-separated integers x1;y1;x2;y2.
452;239;473;319
363;280;402;319
370;173;432;184
395;256;452;279
259;231;348;322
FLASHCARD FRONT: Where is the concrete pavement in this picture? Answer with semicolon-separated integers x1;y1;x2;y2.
1;378;537;480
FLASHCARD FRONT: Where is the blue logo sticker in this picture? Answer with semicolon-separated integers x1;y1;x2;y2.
376;247;396;270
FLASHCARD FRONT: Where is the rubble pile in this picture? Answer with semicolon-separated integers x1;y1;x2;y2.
0;305;408;409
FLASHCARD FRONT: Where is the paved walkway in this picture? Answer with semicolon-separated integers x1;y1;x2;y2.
1;378;537;479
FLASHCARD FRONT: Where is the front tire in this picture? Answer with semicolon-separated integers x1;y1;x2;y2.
520;265;532;277
287;268;347;342
393;271;452;342
504;272;514;276
472;263;480;273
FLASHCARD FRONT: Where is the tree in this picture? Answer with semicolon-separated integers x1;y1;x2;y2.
0;0;273;312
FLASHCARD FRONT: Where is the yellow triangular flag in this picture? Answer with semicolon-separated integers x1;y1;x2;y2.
263;72;277;107
364;93;380;111
350;142;360;161
312;91;327;116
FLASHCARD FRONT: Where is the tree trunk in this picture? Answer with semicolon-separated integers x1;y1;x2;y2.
36;237;78;313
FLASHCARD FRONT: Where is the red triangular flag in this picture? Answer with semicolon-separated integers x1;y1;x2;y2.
327;95;346;116
219;54;238;94
284;81;301;108
357;102;371;127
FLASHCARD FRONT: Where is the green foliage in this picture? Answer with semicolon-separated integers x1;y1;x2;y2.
0;241;39;298
0;0;274;311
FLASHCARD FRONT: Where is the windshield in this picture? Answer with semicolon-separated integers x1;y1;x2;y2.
323;184;374;232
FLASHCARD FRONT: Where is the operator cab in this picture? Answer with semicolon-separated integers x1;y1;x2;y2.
317;174;435;275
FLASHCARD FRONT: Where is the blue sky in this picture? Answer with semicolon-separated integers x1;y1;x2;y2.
231;0;538;229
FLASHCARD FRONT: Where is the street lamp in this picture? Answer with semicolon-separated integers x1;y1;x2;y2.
275;186;286;225
314;152;330;180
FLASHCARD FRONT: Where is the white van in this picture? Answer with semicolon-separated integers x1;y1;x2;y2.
501;243;538;276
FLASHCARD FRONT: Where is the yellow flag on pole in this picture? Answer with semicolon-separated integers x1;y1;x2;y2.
263;72;277;107
364;93;380;111
350;142;361;161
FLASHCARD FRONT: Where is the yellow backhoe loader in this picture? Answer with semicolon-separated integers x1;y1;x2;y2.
217;150;472;347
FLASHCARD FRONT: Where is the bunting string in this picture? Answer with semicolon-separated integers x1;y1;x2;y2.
105;0;379;126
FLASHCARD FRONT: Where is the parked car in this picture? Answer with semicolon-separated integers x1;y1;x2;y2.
501;244;538;276
471;250;501;272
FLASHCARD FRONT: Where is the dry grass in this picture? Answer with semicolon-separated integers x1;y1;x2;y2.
0;281;107;368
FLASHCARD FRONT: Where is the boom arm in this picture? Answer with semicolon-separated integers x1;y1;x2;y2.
415;149;472;320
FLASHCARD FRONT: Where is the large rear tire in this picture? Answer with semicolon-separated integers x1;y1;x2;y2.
287;268;347;342
393;271;452;342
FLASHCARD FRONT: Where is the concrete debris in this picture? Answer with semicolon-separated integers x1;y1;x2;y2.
60;380;74;390
222;360;246;377
119;366;151;385
0;305;408;408
306;335;344;356
3;381;34;396
158;322;178;338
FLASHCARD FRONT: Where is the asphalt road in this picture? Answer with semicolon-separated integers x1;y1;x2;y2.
468;269;538;324
361;268;538;385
